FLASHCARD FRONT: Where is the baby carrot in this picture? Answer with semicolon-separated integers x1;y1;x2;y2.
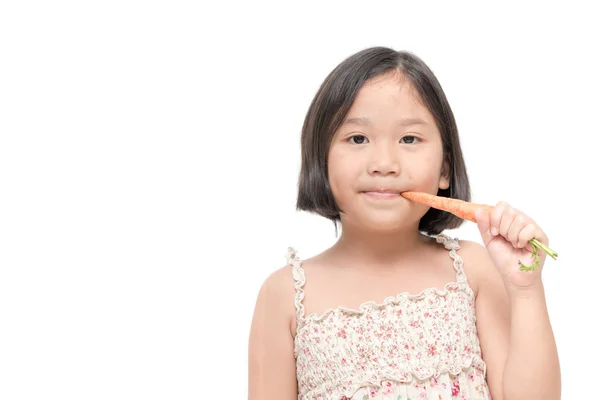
401;191;558;271
401;191;493;223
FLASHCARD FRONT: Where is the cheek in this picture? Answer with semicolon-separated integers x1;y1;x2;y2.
328;149;354;183
327;150;361;206
328;163;350;198
407;157;443;189
327;154;342;196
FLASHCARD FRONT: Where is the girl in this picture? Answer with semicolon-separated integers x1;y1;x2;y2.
248;47;560;399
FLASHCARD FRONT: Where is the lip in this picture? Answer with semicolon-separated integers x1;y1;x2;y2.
362;190;402;199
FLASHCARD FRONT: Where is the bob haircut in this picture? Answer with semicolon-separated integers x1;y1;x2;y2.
296;47;471;236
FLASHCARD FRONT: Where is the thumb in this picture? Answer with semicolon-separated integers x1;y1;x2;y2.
474;208;494;245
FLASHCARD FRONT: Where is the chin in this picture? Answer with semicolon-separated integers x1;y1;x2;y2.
358;215;411;233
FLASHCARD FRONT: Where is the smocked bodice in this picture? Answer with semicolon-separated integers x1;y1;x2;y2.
287;234;491;399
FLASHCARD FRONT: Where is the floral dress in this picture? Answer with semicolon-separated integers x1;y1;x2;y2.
287;234;492;400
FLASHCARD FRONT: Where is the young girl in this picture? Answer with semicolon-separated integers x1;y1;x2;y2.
248;47;560;399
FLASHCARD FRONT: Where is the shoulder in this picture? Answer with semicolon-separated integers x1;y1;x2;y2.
455;238;490;262
254;262;297;310
251;260;298;335
248;259;301;398
454;238;500;297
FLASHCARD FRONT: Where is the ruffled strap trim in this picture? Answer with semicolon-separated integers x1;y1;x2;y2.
436;233;468;285
286;247;306;325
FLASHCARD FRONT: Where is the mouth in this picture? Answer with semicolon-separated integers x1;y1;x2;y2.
361;189;403;199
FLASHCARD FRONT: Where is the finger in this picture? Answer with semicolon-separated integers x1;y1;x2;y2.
490;201;508;237
508;213;528;247
498;204;517;239
517;223;536;249
533;228;549;255
534;227;549;247
475;207;493;245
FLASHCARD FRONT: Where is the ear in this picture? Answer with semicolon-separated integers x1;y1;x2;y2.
439;158;450;190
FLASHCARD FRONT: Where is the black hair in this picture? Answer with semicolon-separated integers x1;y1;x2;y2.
296;47;470;235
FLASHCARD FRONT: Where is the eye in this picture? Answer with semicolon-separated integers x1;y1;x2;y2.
348;135;368;144
401;135;420;144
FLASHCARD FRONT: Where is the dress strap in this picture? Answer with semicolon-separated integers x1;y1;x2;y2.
286;247;306;322
435;234;468;284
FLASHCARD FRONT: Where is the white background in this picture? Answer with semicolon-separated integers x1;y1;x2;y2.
1;1;598;398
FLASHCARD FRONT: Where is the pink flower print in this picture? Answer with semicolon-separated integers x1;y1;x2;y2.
452;381;460;396
445;344;452;353
469;372;474;381
337;329;347;339
382;381;393;395
428;345;437;356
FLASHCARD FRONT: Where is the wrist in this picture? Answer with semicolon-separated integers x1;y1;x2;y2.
504;279;545;299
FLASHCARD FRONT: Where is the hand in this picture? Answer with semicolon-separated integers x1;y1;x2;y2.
474;201;549;289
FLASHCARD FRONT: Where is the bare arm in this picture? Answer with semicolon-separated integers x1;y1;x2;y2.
248;267;298;399
464;241;510;398
502;282;560;399
467;242;561;400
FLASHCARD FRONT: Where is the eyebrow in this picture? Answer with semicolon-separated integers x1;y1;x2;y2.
343;116;428;127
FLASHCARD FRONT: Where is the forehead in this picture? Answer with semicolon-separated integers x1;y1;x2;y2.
346;71;432;122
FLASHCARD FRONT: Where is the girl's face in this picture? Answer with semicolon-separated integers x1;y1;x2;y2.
328;71;449;232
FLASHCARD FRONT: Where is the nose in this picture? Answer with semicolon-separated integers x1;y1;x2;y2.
367;142;400;176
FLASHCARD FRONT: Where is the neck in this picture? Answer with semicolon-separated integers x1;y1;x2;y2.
331;219;428;266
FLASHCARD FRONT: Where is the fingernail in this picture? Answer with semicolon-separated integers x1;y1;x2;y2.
491;227;498;236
